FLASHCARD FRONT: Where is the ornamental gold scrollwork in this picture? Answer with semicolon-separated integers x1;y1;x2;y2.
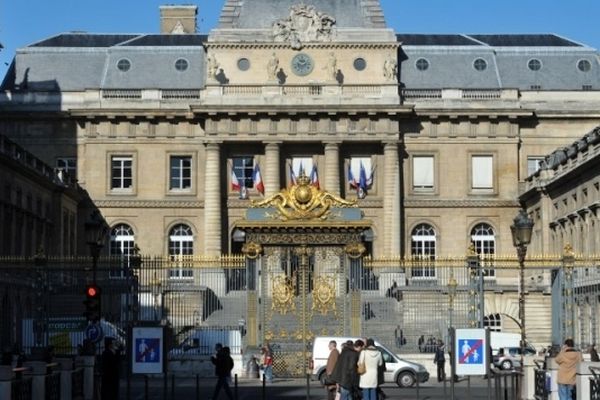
271;275;296;315
345;242;366;259
252;174;356;221
242;242;263;259
312;275;336;315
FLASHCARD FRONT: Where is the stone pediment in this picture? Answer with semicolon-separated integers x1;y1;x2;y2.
249;174;358;221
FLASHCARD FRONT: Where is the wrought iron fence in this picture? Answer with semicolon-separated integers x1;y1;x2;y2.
10;375;32;400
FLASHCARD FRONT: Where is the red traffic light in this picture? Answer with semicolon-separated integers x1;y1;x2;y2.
86;285;100;298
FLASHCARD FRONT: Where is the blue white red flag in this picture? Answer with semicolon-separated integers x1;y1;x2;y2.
231;168;240;191
289;163;297;186
253;164;265;195
358;161;368;198
310;164;320;189
348;164;357;189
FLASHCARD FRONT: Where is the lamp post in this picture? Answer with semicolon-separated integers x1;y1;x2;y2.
448;274;458;400
448;274;458;333
510;209;534;385
84;210;107;285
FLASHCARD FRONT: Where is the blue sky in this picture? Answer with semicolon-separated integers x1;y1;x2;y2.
1;0;599;74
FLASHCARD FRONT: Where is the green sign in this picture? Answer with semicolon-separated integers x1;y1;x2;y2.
47;319;87;332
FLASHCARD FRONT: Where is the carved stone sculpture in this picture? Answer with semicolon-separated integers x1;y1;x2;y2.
272;4;336;50
267;53;279;82
207;54;219;80
383;55;398;82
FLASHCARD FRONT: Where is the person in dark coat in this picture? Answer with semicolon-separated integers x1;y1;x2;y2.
331;339;363;400
211;346;234;400
433;341;446;382
101;337;121;400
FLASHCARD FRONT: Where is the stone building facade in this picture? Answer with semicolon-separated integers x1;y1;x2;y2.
2;1;600;349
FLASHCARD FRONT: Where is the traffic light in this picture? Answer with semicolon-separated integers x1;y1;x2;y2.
83;284;101;321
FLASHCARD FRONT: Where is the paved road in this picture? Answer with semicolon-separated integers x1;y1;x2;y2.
119;375;516;400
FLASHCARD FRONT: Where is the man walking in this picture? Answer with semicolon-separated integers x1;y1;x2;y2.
324;340;340;400
433;340;446;382
556;338;583;400
332;340;363;400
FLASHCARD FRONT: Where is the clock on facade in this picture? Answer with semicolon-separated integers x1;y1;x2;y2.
291;53;314;76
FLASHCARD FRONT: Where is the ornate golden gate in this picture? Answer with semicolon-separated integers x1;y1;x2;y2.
236;175;370;377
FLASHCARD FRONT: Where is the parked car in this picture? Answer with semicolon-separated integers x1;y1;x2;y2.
492;346;536;370
310;336;429;388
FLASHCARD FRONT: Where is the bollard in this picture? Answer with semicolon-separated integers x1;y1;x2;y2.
235;373;239;400
443;374;447;397
24;361;48;400
196;374;200;400
306;373;310;400
467;375;471;400
56;358;73;400
171;374;175;400
163;373;168;400
416;374;420;400
76;355;95;400
262;371;266;400
0;366;14;400
145;375;149;400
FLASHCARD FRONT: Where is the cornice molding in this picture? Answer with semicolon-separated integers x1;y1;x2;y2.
404;199;519;208
205;43;399;50
94;200;203;208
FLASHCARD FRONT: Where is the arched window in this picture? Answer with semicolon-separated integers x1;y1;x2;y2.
484;313;502;332
471;223;496;277
109;224;135;278
411;223;436;277
169;224;194;279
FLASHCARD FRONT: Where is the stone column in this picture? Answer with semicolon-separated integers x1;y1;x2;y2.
57;357;73;400
76;355;95;400
24;361;47;400
0;366;13;399
383;141;400;256
324;142;340;196
264;142;281;197
204;143;222;256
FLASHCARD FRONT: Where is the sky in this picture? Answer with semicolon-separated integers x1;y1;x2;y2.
1;0;600;74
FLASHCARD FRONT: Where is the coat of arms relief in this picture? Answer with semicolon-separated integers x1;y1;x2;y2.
272;4;336;49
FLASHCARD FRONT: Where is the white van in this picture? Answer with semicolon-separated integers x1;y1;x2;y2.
310;336;429;388
490;332;535;354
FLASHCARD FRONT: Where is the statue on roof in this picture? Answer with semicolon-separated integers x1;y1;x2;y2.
272;4;336;50
383;55;398;82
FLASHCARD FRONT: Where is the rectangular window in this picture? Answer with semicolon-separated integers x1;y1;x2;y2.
232;157;254;189
169;156;192;190
56;157;77;177
412;156;434;190
111;156;133;190
527;157;544;177
471;155;493;189
348;157;373;186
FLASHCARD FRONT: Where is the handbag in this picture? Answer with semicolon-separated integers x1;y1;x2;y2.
357;361;366;375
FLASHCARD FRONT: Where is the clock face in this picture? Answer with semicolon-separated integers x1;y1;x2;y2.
291;53;314;76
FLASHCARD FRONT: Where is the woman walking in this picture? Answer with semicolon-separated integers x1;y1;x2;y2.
358;338;382;400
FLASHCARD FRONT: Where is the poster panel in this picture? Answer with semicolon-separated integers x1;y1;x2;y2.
131;326;164;374
455;328;487;376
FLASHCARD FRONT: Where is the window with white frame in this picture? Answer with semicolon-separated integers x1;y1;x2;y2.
111;156;133;190
412;156;434;191
169;156;192;191
410;223;436;277
471;223;496;277
232;156;254;189
56;158;76;177
471;155;493;190
169;224;194;279
109;224;135;278
527;156;544;177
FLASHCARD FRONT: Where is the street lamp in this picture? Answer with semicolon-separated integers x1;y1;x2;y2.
84;210;108;284
510;208;534;379
447;274;458;331
448;274;458;399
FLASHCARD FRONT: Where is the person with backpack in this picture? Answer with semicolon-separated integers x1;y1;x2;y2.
211;346;234;400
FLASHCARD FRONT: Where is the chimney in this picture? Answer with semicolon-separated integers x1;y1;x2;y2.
160;5;198;34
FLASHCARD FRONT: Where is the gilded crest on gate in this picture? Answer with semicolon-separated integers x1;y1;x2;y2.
252;174;356;221
312;275;336;315
271;275;296;314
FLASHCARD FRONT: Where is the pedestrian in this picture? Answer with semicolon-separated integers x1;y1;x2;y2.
358;338;382;400
376;351;387;400
101;337;121;400
332;340;362;400
324;340;340;400
556;338;583;400
211;343;224;373
433;340;446;382
589;343;599;362
211;346;234;400
260;345;274;383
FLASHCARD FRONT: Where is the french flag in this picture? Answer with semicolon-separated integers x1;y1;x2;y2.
358;161;368;198
231;169;240;191
253;164;265;195
289;164;297;186
348;164;357;189
310;164;320;189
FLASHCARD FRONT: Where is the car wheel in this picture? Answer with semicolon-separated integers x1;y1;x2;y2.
501;360;513;370
397;371;416;388
318;371;327;385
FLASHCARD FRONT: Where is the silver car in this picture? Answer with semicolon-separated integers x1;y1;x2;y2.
492;347;536;370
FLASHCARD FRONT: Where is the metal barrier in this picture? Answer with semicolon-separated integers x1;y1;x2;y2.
491;368;520;400
533;360;548;400
45;370;61;400
10;370;32;400
591;366;600;400
71;367;84;398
